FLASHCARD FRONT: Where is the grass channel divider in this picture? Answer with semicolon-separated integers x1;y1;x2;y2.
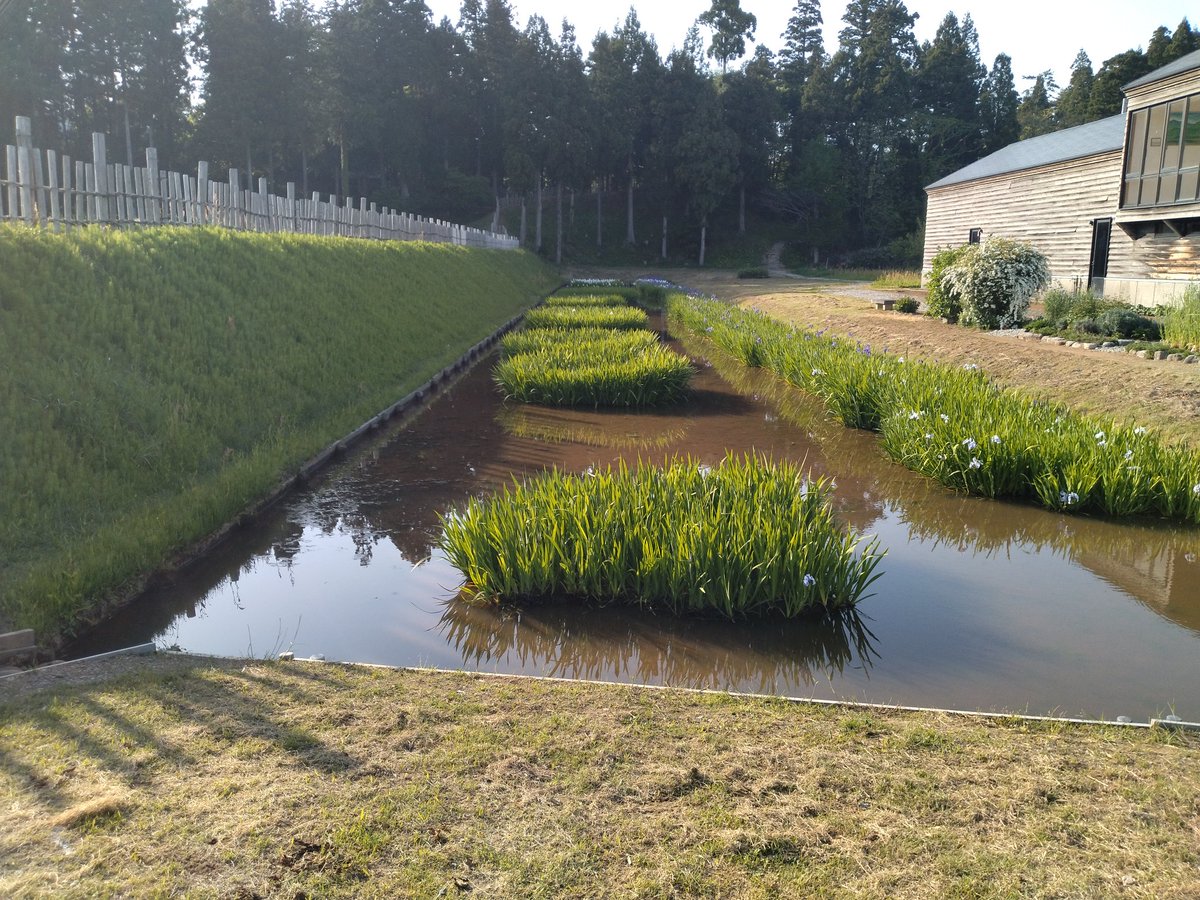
668;294;1200;525
495;291;694;408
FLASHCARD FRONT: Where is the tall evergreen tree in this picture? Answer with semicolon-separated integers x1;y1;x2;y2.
916;12;985;182
1055;50;1094;129
828;0;919;245
1016;72;1056;139
978;54;1019;152
721;46;780;233
1147;26;1173;69
1088;50;1150;119
698;0;757;74
195;0;288;179
1168;18;1199;59
779;0;824;173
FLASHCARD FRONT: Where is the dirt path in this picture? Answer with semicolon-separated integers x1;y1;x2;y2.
571;265;1200;449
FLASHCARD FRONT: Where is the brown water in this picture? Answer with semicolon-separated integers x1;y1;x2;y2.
69;325;1200;721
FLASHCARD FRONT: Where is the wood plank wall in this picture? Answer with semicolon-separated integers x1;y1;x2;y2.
923;150;1130;285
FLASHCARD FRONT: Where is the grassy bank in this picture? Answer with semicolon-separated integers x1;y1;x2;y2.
1;657;1196;897
0;226;557;639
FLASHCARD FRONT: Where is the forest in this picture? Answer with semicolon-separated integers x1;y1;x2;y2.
1;0;1197;264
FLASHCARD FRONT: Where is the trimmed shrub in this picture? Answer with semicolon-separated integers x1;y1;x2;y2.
737;267;769;279
925;245;970;321
1095;307;1161;341
941;237;1050;329
895;297;920;314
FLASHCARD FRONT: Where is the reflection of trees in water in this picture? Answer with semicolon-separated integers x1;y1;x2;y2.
437;598;878;693
685;330;1200;629
497;405;690;451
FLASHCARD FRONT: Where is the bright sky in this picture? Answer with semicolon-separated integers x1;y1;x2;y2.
424;0;1197;89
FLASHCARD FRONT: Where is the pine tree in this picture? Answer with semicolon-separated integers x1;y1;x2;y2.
916;12;985;182
1168;18;1199;59
1016;72;1056;139
698;0;757;74
1148;26;1173;69
979;53;1019;152
1055;50;1094;129
1088;50;1151;119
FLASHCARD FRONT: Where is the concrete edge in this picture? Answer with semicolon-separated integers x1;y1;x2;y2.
218;652;1200;732
1;642;156;681
9;647;1198;733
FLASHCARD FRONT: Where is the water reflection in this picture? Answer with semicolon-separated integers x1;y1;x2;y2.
65;323;1200;720
438;598;878;693
683;329;1200;636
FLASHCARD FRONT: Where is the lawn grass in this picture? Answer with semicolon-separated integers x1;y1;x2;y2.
1;656;1196;898
439;455;883;617
870;270;922;289
0;226;557;639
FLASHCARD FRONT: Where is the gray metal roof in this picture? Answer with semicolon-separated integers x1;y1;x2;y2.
1124;48;1200;90
926;114;1125;190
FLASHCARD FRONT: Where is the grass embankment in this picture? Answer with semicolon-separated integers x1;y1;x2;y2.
670;295;1200;523
0;226;557;639
440;455;883;617
1;658;1197;898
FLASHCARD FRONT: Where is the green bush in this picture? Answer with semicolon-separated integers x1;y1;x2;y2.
895;297;920;314
941;237;1050;329
925;245;970;321
1162;284;1200;350
737;267;769;279
1095;307;1161;341
439;454;884;617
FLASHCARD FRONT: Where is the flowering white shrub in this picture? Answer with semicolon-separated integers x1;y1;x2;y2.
941;237;1050;330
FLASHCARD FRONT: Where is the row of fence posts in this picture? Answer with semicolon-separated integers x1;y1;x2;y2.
0;116;518;250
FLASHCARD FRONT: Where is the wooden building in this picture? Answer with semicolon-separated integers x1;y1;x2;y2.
924;49;1200;306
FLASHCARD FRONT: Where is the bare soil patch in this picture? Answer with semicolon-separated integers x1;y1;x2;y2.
2;656;1198;898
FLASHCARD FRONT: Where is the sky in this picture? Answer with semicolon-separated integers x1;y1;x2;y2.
422;0;1198;89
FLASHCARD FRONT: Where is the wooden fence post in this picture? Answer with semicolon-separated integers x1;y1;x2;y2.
15;116;34;222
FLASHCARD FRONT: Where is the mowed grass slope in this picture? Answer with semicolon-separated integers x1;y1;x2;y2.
0;226;557;638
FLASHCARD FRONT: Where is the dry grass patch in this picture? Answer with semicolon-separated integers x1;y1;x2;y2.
1;656;1198;898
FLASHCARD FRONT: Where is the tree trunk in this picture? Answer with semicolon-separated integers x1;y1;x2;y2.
535;176;543;251
555;181;563;265
569;188;575;227
519;195;527;246
698;219;707;267
661;216;667;260
738;185;746;235
596;189;602;248
625;173;635;245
